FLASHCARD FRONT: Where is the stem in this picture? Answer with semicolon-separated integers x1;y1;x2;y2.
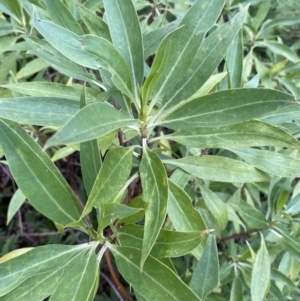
104;249;134;301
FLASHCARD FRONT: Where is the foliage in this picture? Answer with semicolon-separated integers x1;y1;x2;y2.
0;0;300;300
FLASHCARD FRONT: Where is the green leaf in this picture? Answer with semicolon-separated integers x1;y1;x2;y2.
16;57;50;80
75;2;111;40
81;147;133;217
257;40;299;63
253;0;271;30
117;224;204;258
230;277;243;301
108;244;202;301
0;0;23;24
226;30;243;88
198;182;228;230
139;144;168;268
2;82;95;102
118;197;147;224
45;103;137;147
98;203;143;231
143;20;179;58
158;6;248;115
44;0;84;35
79;88;102;196
189;235;219;300
230;148;300;178
6;189;26;225
270;269;297;289
26;37;100;86
231;202;268;229
143;0;225;105
251;235;270;301
103;0;144;98
49;248;99;301
32;11;133;98
168;180;207;260
0;244;90;296
0;52;19;85
164;156;269;183
186;72;227;101
0;97;79;126
277;230;300;262
159;89;295;129
162;120;300;149
0;268;65;301
258;105;300;125
0;121;82;225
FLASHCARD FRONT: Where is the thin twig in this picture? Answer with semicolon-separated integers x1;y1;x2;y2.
104;249;134;301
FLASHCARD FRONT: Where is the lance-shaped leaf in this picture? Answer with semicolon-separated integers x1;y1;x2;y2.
142;0;225;105
76;2;111;40
159;89;295;129
81;147;133;217
44;0;84;35
33;10;133;98
45;103;137;147
198;182;228;230
0;97;79;126
118;197;147;224
108;244;202;301
0;121;82;225
79;88;102;196
98;203;143;232
168;180;206;260
231;202;268;229
49;248;99;301
230;148;300;178
258;105;300;124
226;30;243;88
159;120;300;149
0;244;90;296
2;82;95;102
7;189;26;225
117;224;204;258
276;229;300;262
26;37;100;86
251;235;271;301
143;20;179;58
189;235;219;299
103;0;144;97
159;6;248;114
164;156;269;183
139;144;168;268
230;277;243;301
